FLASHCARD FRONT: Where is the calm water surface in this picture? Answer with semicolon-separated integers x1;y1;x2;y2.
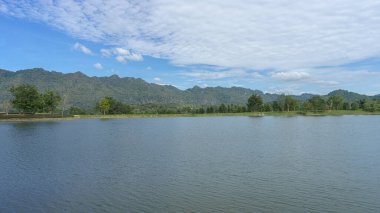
1;116;380;212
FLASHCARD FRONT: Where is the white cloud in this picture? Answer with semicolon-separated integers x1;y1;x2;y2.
198;83;209;88
113;47;130;56
182;69;262;80
115;55;126;62
2;0;380;94
267;68;380;94
266;88;297;95
100;47;143;62
314;80;339;86
100;48;112;57
94;62;103;70
153;77;161;81
0;2;7;12
73;42;92;55
272;71;310;81
124;53;143;61
3;0;380;71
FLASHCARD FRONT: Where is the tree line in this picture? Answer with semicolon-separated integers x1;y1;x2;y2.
4;84;61;114
246;94;380;113
2;84;380;115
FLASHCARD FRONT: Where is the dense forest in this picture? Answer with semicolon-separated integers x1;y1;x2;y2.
3;84;380;116
1;68;380;115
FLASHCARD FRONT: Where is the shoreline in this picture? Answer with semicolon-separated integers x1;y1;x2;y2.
1;110;380;122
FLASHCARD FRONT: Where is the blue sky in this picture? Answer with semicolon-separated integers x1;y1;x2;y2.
1;0;380;95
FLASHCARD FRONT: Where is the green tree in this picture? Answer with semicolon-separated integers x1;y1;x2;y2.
219;104;227;113
9;84;41;114
107;97;132;114
98;97;111;115
247;94;263;112
283;95;297;112
342;102;350;110
206;106;213;113
2;100;11;115
302;101;313;112
363;100;380;112
42;90;61;114
69;106;87;115
96;96;132;114
271;101;282;112
308;96;326;112
60;94;68;117
358;99;366;109
197;107;205;114
327;95;343;110
263;103;273;112
351;102;359;110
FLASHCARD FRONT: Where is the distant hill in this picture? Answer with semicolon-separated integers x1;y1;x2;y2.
327;90;370;102
0;68;377;108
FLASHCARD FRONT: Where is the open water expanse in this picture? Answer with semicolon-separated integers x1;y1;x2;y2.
1;116;380;212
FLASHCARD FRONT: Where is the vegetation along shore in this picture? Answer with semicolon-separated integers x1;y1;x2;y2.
1;83;379;122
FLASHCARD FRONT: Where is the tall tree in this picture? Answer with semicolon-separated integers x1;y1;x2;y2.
308;96;326;112
283;95;297;112
42;90;61;114
342;102;350;110
2;100;11;115
98;96;132;114
358;99;366;109
327;95;343;110
219;104;227;113
206;106;215;113
59;83;69;117
363;100;380;112
98;97;111;115
9;84;41;114
247;94;263;112
351;102;359;110
263;103;273;112
60;94;68;117
271;101;282;111
302;101;313;112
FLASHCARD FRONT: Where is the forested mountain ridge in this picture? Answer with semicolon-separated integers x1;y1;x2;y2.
0;68;378;108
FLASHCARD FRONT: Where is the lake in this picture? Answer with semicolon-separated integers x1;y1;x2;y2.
1;116;380;212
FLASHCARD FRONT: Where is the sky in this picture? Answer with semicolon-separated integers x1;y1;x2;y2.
1;0;380;95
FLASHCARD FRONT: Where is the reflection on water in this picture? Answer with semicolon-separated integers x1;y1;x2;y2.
10;121;60;129
1;116;380;212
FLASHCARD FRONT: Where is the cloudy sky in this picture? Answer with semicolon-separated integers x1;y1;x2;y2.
1;0;380;95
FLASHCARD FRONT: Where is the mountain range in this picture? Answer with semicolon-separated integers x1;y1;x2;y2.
0;68;378;109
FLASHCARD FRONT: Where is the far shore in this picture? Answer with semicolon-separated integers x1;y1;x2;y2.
1;110;380;122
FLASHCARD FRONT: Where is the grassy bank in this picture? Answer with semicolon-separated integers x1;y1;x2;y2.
1;110;380;122
295;110;380;116
45;110;380;119
0;117;78;122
